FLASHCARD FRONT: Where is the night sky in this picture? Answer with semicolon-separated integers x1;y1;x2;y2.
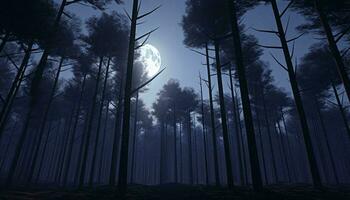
67;0;318;108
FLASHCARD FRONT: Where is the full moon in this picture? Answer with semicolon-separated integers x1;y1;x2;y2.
138;44;161;77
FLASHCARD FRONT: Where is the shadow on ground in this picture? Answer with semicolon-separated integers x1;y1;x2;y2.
1;184;350;200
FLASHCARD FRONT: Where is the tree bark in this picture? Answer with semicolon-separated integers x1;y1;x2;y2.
117;0;138;194
270;0;322;187
27;57;65;184
199;75;209;185
331;83;350;139
78;56;104;187
98;100;110;183
228;68;244;185
214;41;234;187
313;97;339;184
0;41;33;140
226;0;262;190
172;103;178;183
205;44;220;186
315;0;350;102
62;74;87;186
130;91;139;183
89;57;111;186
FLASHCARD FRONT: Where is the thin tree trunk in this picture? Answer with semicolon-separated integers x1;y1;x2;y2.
34;121;54;183
331;83;350;139
88;57;111;186
27;57;65;184
275;118;291;183
98;100;110;183
270;0;322;187
255;105;268;184
117;0;138;194
79;56;104;187
74;111;90;185
199;75;209;185
229;68;244;185
205;44;220;186
235;95;248;185
0;41;33;140
109;66;125;185
261;91;278;182
226;0;262;190
130;91;139;183
172;102;178;183
281;109;297;182
62;74;87;186
314;97;339;184
56;116;73;184
315;0;350;102
29;0;66;107
159;121;164;184
0;119;17;171
214;41;234;187
188;111;193;185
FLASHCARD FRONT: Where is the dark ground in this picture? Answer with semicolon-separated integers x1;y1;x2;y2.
1;184;350;200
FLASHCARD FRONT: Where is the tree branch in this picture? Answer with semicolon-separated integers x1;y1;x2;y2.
137;5;161;20
286;32;306;43
280;0;294;18
257;44;283;49
135;27;159;42
130;68;165;95
189;48;215;59
270;53;288;71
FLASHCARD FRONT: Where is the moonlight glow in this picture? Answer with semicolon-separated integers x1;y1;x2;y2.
138;44;161;77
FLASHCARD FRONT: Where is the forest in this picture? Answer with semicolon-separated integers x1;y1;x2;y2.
0;0;350;199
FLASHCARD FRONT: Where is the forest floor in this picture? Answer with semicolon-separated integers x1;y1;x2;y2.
1;184;350;200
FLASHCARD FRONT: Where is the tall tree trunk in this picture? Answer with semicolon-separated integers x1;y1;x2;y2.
179;122;183;183
0;119;18;171
280;109;297;182
275;118;291;183
315;0;350;102
229;68;244;185
0;41;33;140
313;97;339;184
130;91;139;183
255;105;268;184
89;57;111;186
29;0;66;109
109;66;125;185
159;121;164;184
331;83;350;139
74;111;90;185
117;0;138;194
56;115;73;184
34;120;54;182
79;56;104;187
226;0;262;190
98;100;110;183
261;91;278;182
172;103;178;183
199;75;209;185
205;44;220;186
214;41;234;187
27;57;65;184
62;74;87;186
188;111;193;185
270;0;322;187
235;95;248;185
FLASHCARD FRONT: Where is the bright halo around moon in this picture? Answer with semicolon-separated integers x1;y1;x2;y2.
138;44;161;77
